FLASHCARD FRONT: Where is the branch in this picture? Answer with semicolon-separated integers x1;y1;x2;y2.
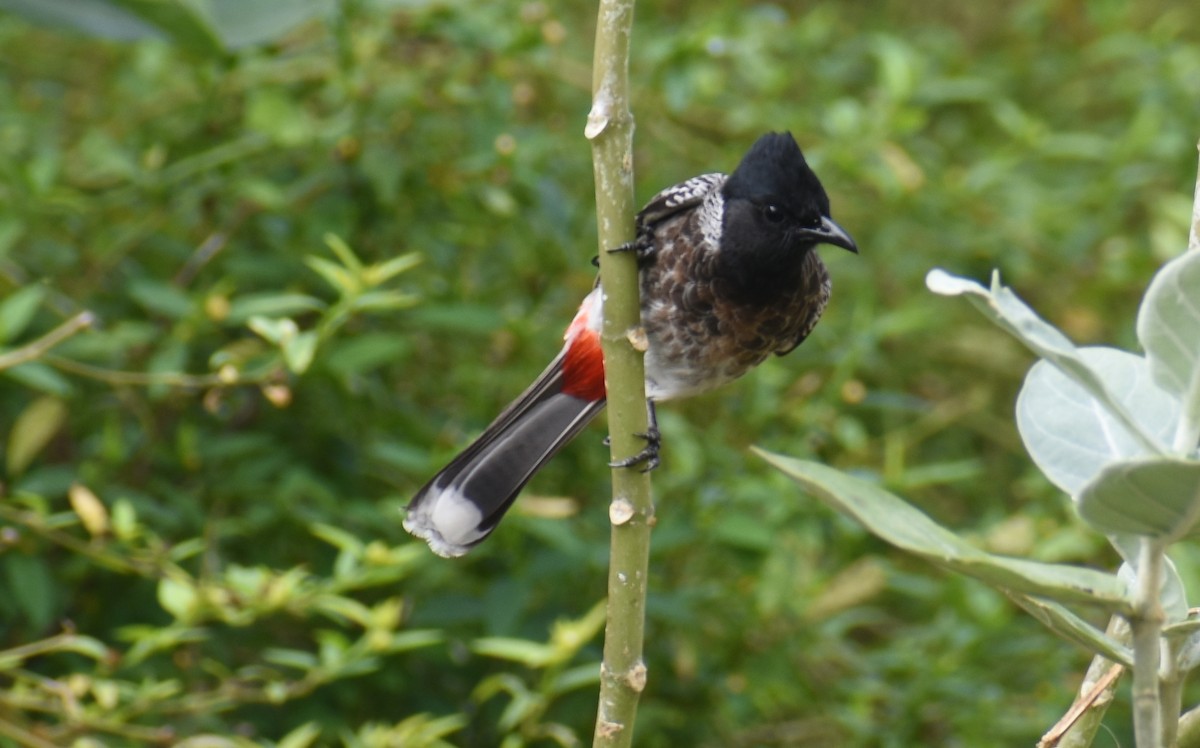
587;1;650;747
1039;616;1127;748
0;312;95;371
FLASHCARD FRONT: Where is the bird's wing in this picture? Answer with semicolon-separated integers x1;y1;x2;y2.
635;172;726;228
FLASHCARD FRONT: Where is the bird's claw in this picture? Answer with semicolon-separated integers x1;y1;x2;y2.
608;427;661;473
606;233;657;264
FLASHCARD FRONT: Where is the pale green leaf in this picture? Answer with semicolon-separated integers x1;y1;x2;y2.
1016;347;1177;496
757;449;1130;612
1077;457;1200;541
1137;251;1200;451
927;268;1165;455
1110;534;1189;622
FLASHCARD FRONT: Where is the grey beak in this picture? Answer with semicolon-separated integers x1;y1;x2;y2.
802;216;858;254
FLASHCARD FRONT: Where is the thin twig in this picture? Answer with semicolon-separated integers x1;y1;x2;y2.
43;354;276;388
0;312;95;371
1039;661;1123;747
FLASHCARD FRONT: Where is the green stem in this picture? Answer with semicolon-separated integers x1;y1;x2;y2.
1188;138;1199;255
587;0;648;746
1131;538;1166;748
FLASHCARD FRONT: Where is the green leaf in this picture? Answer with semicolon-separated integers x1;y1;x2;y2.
407;303;506;335
548;661;603;696
348;290;421;314
313;595;374;626
757;450;1130;612
157;575;199;623
59;634;114;663
323;233;364;274
263;648;319;670
0;218;23;260
245;88;315;147
324;334;411;377
1137;251;1200;451
121;624;207;667
304;255;359;295
1016;347;1177;496
386;629;444;654
208;0;333;50
225;293;325;325
927;269;1165;455
282;330;318;374
2;553;57;631
276;722;322;748
363;253;422;286
471;637;557;667
0;284;45;344
110;0;224;55
3;362;75;396
4;0;227;55
0;0;161;41
310;522;365;555
6;395;68;475
1109;534;1190;622
1003;593;1132;666
1077;457;1200;541
128;278;193;320
247;316;299;346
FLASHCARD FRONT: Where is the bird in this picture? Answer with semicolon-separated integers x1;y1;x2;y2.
404;131;858;557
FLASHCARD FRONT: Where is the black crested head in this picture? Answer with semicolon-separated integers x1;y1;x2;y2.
722;132;831;221
715;132;857;303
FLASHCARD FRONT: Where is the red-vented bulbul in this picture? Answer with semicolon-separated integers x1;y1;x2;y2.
405;132;858;557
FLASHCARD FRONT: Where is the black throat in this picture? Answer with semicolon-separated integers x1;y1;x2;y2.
713;238;817;307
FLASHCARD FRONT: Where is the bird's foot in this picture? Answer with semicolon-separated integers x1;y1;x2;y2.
608;426;661;473
606;233;657;264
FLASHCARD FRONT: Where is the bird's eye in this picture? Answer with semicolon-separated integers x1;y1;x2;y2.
763;204;786;223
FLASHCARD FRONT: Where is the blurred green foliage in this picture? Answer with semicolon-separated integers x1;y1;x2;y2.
0;0;1198;745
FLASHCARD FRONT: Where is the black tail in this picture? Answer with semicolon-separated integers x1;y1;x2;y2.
403;353;605;557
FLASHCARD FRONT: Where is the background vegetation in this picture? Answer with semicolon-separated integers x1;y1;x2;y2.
1;0;1199;745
